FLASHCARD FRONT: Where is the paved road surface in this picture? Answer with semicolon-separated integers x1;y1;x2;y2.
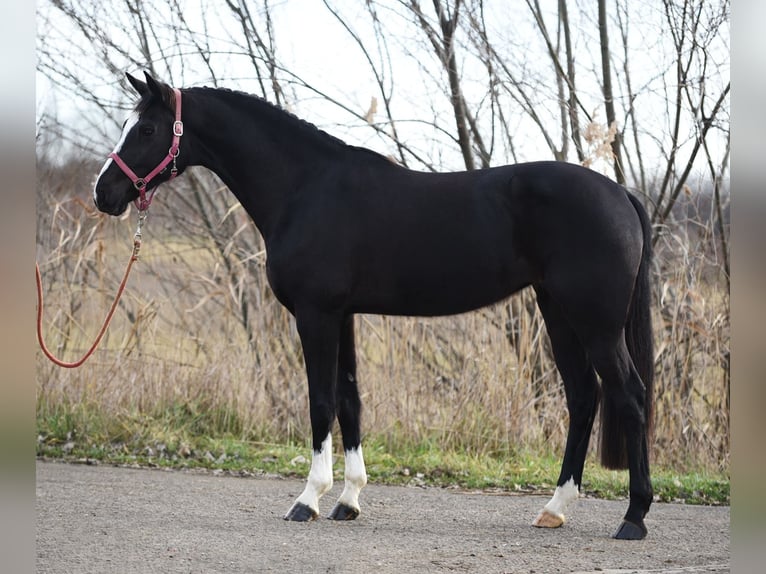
36;460;729;573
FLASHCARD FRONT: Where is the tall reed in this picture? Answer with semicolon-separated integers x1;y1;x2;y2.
36;158;729;472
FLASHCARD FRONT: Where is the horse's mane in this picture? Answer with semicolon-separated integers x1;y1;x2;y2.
187;86;391;163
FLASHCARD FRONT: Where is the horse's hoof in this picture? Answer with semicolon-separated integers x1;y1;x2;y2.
532;508;565;528
328;503;360;521
613;519;647;540
284;502;318;522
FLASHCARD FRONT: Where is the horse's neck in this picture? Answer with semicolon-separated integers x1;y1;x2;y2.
186;90;338;241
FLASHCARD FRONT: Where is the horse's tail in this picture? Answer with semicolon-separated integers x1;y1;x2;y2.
599;192;655;470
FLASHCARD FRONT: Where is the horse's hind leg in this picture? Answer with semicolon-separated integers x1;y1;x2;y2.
532;288;600;529
588;337;652;539
532;287;652;539
328;315;368;520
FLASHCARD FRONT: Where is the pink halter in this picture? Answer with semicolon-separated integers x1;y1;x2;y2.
109;87;184;211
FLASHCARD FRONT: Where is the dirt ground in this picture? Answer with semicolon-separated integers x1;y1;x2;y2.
36;460;729;573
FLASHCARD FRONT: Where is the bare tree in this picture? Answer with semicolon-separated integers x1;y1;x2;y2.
36;0;730;466
598;0;625;184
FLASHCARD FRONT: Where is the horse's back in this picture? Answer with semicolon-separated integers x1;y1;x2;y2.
334;164;528;315
269;159;643;318
369;161;643;317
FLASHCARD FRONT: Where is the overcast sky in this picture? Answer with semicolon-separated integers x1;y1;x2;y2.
36;0;729;181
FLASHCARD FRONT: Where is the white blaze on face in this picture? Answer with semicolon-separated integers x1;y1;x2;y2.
543;476;580;519
336;446;367;512
93;111;140;204
291;434;334;515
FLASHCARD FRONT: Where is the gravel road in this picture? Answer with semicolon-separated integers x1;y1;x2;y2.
36;460;729;573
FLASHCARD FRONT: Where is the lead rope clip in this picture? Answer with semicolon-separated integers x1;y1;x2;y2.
132;210;147;260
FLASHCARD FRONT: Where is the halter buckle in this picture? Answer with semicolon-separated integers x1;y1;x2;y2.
173;121;184;137
133;178;146;191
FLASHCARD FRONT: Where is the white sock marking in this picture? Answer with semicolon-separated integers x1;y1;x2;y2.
543;476;580;519
93;111;140;204
292;434;334;514
336;446;367;512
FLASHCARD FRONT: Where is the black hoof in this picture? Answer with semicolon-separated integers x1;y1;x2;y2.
284;502;318;522
328;503;360;521
613;519;647;540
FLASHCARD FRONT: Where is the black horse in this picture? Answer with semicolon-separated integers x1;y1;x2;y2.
94;72;655;540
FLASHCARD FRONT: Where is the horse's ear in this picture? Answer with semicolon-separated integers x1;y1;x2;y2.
143;71;165;100
126;72;149;96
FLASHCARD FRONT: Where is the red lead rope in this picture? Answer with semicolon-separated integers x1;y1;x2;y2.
38;87;182;367
36;216;144;368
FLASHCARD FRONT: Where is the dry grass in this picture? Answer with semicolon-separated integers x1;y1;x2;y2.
36;158;730;474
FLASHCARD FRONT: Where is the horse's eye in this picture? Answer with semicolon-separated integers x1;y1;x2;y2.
140;125;155;136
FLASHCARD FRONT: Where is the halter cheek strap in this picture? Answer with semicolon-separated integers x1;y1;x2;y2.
109;87;184;211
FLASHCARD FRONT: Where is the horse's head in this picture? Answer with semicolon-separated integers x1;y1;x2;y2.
94;72;185;215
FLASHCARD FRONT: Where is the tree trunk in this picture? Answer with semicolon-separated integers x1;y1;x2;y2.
598;0;624;184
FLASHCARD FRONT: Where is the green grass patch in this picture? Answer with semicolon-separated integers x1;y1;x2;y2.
36;407;729;505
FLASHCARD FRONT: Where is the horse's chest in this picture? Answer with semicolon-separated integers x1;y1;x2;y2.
265;243;352;312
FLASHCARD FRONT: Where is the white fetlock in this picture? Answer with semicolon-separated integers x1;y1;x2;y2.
288;434;333;518
334;446;367;515
532;477;579;529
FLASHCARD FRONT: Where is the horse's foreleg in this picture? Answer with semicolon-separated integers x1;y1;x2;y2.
532;288;600;529
284;309;341;522
329;316;367;520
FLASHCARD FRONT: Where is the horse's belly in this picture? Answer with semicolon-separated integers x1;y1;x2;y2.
353;257;532;317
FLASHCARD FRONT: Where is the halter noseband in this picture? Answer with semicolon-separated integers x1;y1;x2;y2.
109;87;184;211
